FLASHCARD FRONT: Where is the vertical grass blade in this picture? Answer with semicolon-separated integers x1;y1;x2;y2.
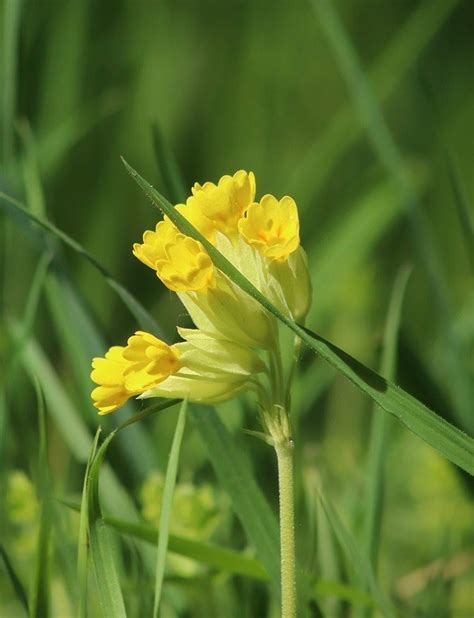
29;381;51;618
1;0;22;163
152;123;187;204
87;430;127;618
358;266;411;618
152;400;187;617
446;154;474;277
318;490;396;618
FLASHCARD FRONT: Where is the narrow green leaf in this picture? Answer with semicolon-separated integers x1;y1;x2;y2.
190;406;280;586
30;381;51;618
1;0;22;163
87;431;127;618
318;491;395;618
76;429;101;618
358;266;411;618
446;154;474;276
122;160;474;475
152;123;187;204
0;544;29;614
103;515;268;581
0;191;161;335
153;400;187;617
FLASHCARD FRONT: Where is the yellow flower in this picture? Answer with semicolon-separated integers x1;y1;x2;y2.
91;169;313;415
133;220;215;292
238;194;300;261
188;170;255;237
91;332;180;414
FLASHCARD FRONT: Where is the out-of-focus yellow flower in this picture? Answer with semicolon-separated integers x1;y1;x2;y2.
238;194;300;262
91;332;180;414
188;170;255;237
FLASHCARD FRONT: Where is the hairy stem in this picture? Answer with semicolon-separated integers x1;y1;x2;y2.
275;438;296;618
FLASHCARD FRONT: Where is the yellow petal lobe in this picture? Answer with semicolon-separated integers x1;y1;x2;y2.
238;194;300;262
188;170;255;236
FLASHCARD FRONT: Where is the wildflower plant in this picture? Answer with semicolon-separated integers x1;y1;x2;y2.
91;169;312;616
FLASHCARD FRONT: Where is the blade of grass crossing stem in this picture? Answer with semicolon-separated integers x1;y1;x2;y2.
153;400;187;617
190;406;280;583
87;429;127;618
102;515;268;581
0;545;29;614
189;405;312;616
30;381;51;618
357;266;412;618
152;123;187;204
318;491;396;618
122;160;474;475
0;191;161;335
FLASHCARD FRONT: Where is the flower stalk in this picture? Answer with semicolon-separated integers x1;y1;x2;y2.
275;438;296;618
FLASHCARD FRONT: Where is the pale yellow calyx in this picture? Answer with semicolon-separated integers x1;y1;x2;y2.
133;219;215;292
238;194;300;262
188;170;256;236
90;333;180;414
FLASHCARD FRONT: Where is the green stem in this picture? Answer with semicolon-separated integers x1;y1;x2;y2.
275;438;296;618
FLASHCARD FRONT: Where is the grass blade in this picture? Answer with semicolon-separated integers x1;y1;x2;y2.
103;515;268;581
0;544;29;614
190;406;280;584
0;191;161;335
190;405;312;615
152;123;187;204
122;160;474;475
445;154;474;276
29;381;51;618
318;489;396;618
87;430;127;618
358;266;412;618
152;400;187;617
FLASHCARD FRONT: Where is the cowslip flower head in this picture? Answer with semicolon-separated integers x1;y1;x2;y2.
91;169;312;414
187;170;255;237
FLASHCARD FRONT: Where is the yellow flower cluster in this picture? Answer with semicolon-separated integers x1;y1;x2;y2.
91;171;311;414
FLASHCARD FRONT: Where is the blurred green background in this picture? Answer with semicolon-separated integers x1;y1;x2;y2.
1;0;473;616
